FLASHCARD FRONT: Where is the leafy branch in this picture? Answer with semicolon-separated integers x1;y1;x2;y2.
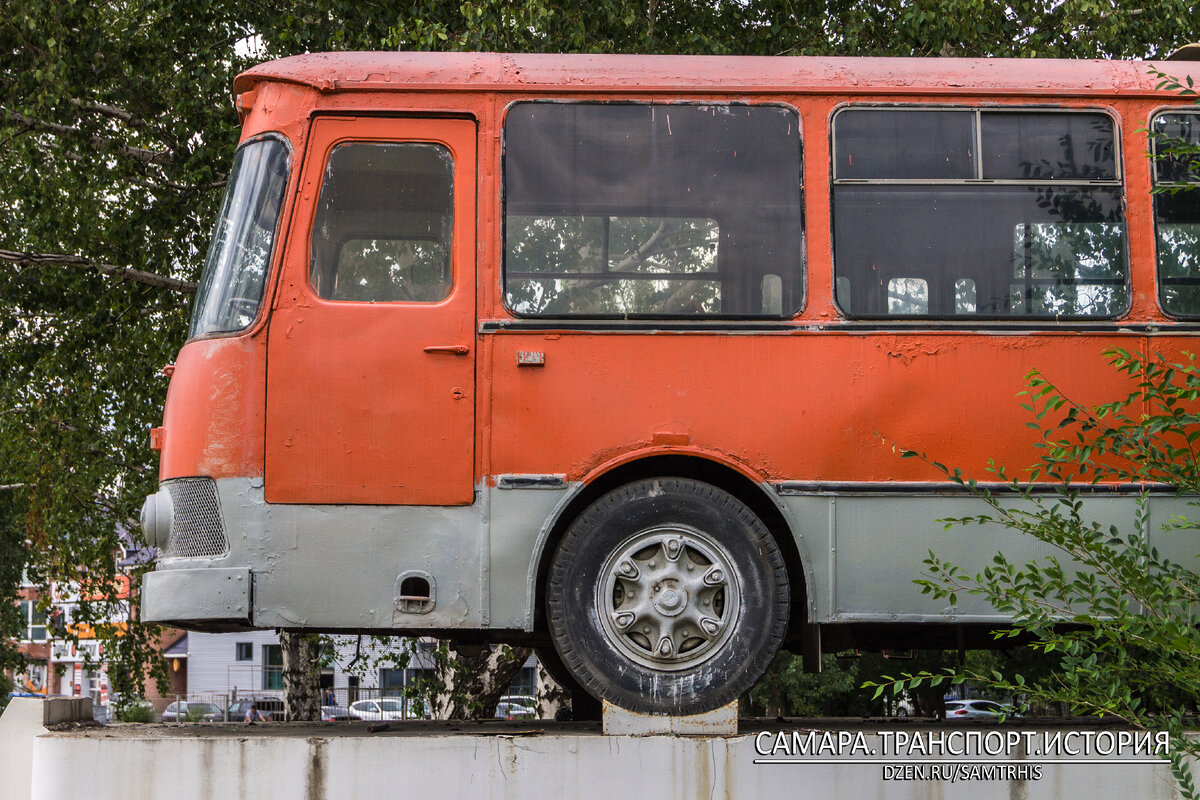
872;348;1200;797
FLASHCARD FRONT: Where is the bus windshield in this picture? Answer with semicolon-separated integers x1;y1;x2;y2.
189;137;289;338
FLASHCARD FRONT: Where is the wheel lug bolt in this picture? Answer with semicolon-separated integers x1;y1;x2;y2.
648;560;656;568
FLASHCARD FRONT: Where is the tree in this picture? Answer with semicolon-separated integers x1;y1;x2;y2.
3;0;1197;718
866;348;1200;796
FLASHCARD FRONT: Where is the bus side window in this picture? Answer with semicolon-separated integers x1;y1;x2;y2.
503;102;804;319
310;142;454;303
1152;110;1200;317
832;108;1127;319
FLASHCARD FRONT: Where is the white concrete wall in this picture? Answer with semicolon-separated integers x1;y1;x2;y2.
28;727;1184;800
0;698;45;800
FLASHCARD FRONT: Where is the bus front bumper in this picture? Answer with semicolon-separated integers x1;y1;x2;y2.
141;567;253;628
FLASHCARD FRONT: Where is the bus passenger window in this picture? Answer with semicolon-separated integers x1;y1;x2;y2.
503;102;804;318
310;143;454;303
1152;111;1200;317
832;108;1127;319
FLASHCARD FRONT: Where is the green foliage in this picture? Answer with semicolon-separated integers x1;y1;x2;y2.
114;700;154;723
0;494;29;705
871;348;1200;796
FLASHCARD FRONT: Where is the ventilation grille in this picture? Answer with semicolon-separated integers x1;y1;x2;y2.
163;478;229;558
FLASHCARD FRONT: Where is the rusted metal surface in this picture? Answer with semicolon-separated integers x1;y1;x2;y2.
232;52;1200;98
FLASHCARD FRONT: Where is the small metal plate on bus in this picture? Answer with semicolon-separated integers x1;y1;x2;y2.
516;350;545;366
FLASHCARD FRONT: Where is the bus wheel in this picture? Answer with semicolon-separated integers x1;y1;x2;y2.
546;477;789;715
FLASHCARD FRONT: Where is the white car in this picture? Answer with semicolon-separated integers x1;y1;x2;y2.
348;699;408;721
944;699;1019;721
494;695;538;720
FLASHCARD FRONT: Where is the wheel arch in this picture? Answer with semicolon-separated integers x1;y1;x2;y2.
530;452;815;646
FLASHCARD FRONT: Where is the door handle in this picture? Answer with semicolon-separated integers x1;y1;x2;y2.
423;345;470;355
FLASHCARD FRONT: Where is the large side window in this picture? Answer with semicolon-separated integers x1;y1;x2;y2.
1152;110;1200;317
832;109;1127;319
503;102;803;318
310;142;454;303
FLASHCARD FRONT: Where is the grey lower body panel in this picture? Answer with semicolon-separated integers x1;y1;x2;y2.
778;491;1199;623
141;478;570;632
140;476;1200;635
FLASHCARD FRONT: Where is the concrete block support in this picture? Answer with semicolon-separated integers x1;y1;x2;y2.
27;724;1184;800
602;700;738;735
0;698;49;800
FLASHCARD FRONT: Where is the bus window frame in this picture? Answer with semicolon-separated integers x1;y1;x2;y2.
186;131;294;344
1149;106;1200;321
828;103;1130;323
499;98;807;322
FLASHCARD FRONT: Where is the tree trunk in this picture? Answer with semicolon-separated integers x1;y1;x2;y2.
436;644;533;720
280;631;322;721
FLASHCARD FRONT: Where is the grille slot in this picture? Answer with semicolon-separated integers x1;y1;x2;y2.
163;478;229;558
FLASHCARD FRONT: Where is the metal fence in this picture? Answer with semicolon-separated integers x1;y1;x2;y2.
157;686;449;723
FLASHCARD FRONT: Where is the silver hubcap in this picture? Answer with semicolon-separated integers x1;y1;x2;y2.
597;525;741;671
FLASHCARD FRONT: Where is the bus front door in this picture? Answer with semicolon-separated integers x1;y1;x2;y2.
264;116;477;506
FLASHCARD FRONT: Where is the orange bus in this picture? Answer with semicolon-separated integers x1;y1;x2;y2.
139;52;1200;715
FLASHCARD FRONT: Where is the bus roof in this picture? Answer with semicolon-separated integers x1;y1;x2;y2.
234;51;1200;99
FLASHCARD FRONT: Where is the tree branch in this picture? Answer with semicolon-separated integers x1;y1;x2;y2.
0;249;196;294
4;109;174;167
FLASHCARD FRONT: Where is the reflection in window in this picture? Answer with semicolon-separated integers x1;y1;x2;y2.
1153;111;1200;317
832;109;1127;319
1010;222;1126;316
504;103;803;318
332;239;448;302
310;143;453;303
190;139;289;337
506;215;720;314
888;278;928;314
955;279;977;314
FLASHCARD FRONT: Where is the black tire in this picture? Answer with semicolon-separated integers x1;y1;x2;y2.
546;477;789;715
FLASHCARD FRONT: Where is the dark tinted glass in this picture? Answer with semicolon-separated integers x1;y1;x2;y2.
190;139;289;337
1153;112;1200;316
1153;112;1200;184
310;143;453;302
981;112;1116;180
834;110;975;180
835;185;1126;317
504;102;803;317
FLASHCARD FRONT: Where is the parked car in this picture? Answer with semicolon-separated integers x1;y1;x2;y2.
160;701;223;722
944;699;1020;721
227;698;283;722
321;705;351;722
494;696;538;720
348;699;409;721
